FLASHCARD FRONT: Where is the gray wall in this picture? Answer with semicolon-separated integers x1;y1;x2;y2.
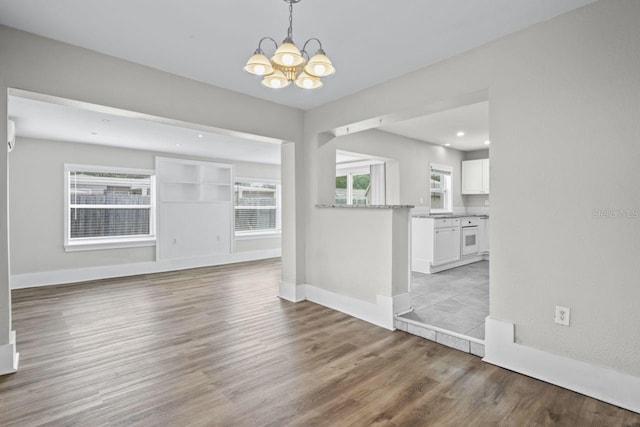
336;130;465;209
9;138;281;275
304;0;640;377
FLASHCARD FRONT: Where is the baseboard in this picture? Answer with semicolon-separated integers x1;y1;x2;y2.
302;284;395;330
0;331;19;376
11;249;281;289
278;281;306;302
484;317;640;414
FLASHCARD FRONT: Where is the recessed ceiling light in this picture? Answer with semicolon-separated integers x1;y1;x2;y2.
176;143;181;147
197;134;204;138
484;140;491;145
445;143;451;147
457;131;465;137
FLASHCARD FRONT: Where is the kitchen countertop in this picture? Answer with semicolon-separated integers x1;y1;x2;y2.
413;214;489;219
316;204;415;209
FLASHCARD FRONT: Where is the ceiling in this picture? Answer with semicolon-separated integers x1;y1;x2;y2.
8;96;282;164
0;0;595;110
380;101;490;151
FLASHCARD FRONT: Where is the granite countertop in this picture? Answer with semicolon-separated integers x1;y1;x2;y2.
316;204;415;209
413;214;490;219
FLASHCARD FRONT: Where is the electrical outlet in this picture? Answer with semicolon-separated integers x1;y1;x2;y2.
555;306;570;326
485;199;490;207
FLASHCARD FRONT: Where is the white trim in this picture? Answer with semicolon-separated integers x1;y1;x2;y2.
0;331;19;376
279;284;410;331
235;231;282;240
303;284;396;330
10;249;281;289
278;281;306;303
64;236;156;252
484;317;640;414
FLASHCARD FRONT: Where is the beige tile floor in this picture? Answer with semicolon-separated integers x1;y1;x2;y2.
404;261;489;340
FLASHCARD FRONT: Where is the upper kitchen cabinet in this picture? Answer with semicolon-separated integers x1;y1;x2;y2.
461;158;490;195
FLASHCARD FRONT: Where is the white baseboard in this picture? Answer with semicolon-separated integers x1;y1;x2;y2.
278;281;306;302
11;249;281;289
484;317;640;414
302;284;397;330
0;331;19;376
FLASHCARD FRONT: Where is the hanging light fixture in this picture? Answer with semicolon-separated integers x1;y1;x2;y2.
244;0;335;90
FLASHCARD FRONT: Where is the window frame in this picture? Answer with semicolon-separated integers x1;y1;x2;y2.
429;163;453;214
64;164;157;252
335;164;372;206
233;177;282;239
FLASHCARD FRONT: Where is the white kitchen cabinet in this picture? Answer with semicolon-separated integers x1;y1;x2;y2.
412;217;461;273
433;226;461;265
461;159;490;195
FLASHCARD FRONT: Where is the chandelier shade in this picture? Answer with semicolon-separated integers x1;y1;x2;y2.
304;51;335;78
271;41;305;68
244;53;274;76
295;71;323;89
262;69;290;89
243;0;335;90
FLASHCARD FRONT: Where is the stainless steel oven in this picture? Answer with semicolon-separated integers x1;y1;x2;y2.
461;217;479;256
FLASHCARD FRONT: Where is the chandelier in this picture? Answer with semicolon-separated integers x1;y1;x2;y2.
243;0;335;90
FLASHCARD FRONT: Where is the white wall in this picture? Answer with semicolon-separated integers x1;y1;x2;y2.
8;138;280;275
304;0;640;381
336;129;465;208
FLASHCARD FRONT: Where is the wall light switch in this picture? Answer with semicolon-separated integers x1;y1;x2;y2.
555;306;570;326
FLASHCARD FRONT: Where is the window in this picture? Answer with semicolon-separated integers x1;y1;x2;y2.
234;180;281;237
335;166;371;206
65;164;156;251
430;163;452;214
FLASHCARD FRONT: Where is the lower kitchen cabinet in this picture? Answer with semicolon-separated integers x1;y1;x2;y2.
412;216;489;274
433;226;461;265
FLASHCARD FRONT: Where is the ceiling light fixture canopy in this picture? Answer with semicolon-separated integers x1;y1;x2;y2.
244;0;335;90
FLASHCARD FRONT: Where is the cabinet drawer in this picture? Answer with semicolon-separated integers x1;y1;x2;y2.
460;217;479;227
434;218;460;228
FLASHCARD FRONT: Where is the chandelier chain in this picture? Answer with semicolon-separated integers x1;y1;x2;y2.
288;0;294;39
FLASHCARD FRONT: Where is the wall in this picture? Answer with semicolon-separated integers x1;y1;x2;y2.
336;130;465;209
304;0;640;384
0;24;304;353
462;149;490;208
8;138;280;276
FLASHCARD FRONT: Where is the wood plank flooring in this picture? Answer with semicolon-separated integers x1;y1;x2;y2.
1;258;639;426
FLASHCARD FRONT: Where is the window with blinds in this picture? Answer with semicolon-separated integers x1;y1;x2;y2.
234;180;281;235
65;165;156;250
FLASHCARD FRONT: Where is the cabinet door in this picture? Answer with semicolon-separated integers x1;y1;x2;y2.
433;227;461;265
482;159;490;193
461;160;483;194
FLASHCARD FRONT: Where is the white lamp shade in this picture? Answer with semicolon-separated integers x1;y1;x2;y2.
271;42;305;67
295;71;323;90
262;69;290;89
304;52;335;77
244;53;274;76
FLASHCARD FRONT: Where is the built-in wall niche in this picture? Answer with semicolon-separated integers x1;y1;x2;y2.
156;157;234;261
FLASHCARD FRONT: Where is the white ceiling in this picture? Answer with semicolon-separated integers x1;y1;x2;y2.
8;96;282;164
380;101;490;151
0;0;595;110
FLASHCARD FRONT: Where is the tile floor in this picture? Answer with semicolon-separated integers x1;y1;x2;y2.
403;260;489;340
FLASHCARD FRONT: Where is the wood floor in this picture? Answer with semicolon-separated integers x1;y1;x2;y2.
2;259;639;426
